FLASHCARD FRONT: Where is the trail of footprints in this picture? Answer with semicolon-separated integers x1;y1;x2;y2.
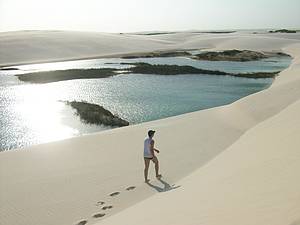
75;186;136;225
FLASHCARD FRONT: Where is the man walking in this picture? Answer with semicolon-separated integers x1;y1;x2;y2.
144;130;161;182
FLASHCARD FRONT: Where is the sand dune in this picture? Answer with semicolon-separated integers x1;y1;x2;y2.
1;30;299;67
97;95;300;225
0;31;299;225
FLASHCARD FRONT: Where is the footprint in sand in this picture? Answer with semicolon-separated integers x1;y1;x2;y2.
93;213;105;218
76;220;88;225
96;201;105;206
126;186;136;191
109;192;120;197
102;205;113;210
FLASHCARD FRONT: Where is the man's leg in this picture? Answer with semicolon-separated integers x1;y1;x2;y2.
144;158;151;182
152;156;161;178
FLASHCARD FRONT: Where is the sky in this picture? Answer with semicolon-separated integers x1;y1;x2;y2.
0;0;299;33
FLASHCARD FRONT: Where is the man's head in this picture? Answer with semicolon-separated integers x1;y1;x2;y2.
148;130;155;138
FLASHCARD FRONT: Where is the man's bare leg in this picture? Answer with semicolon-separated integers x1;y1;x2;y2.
152;156;161;178
144;158;151;182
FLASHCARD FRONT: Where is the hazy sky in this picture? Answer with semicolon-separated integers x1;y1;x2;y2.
0;0;299;32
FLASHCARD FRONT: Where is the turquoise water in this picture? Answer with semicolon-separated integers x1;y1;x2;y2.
0;55;291;151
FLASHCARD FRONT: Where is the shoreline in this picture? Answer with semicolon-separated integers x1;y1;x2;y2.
0;31;299;225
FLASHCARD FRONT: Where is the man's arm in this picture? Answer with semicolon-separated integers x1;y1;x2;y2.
150;140;159;154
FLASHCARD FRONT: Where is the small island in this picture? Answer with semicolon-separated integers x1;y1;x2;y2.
269;29;298;33
122;62;229;75
192;50;270;62
65;101;129;127
135;32;177;36
231;71;279;79
123;62;280;78
15;49;289;83
0;67;20;71
120;49;290;62
17;68;117;83
192;31;236;34
121;50;192;59
192;49;290;61
16;62;281;83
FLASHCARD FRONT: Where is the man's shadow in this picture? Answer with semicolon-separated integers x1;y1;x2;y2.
146;178;180;192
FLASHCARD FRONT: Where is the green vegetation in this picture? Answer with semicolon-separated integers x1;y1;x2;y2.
66;101;129;127
123;62;279;78
233;71;280;79
16;62;281;84
17;49;289;83
136;32;177;35
192;31;236;34
0;67;20;71
269;29;298;33
121;51;192;59
16;68;117;83
193;50;290;62
122;62;229;75
193;50;269;62
121;49;290;61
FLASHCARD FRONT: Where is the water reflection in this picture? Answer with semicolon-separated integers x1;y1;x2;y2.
16;86;78;143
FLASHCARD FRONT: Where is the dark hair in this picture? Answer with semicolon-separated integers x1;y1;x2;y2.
148;130;155;137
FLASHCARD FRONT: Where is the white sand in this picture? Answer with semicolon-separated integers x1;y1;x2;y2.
0;31;299;225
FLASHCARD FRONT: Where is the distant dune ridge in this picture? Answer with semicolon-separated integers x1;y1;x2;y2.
0;30;300;225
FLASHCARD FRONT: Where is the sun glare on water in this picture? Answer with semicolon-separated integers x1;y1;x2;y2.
15;84;77;145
